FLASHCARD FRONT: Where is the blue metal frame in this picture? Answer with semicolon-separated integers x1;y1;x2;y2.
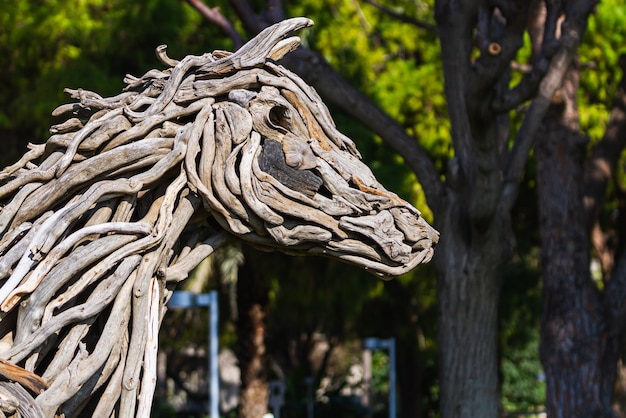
169;291;220;418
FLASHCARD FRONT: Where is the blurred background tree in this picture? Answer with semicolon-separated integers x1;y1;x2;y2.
1;1;624;417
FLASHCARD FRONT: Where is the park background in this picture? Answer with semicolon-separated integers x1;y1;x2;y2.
1;1;625;417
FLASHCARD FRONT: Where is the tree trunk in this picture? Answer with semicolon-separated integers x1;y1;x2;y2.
536;65;617;418
433;4;515;412
384;279;428;418
396;341;423;418
236;249;270;418
588;55;626;416
536;126;612;417
435;203;509;418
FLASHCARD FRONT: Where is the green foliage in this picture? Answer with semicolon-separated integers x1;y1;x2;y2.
369;350;391;414
580;3;625;106
0;0;230;143
501;336;545;413
578;0;626;143
500;244;544;413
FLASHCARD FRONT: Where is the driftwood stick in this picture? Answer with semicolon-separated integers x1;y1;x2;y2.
0;151;63;203
165;232;228;282
0;381;44;418
0;144;46;181
135;277;161;418
90;333;128;417
40;321;94;381
2;222;151;312
35;270;136;417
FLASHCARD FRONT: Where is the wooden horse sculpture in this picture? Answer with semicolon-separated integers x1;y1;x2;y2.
0;18;438;417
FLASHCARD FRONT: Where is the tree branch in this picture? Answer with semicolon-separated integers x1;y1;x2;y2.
469;3;529;99
360;0;437;33
501;47;573;210
184;0;245;49
501;0;597;211
434;0;480;188
228;0;271;33
263;0;285;26
491;54;551;112
491;1;562;112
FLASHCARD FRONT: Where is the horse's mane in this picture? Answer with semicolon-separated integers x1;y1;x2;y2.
0;18;437;417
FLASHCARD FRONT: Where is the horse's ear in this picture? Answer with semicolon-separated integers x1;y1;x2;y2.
227;17;313;69
268;36;302;61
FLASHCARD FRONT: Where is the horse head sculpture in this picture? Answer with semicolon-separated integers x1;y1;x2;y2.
0;18;437;417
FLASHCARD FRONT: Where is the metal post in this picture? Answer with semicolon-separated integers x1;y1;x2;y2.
304;377;314;418
362;348;372;417
388;338;396;418
169;291;220;418
209;290;219;418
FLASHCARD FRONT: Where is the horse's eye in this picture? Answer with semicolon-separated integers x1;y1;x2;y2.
269;105;291;131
